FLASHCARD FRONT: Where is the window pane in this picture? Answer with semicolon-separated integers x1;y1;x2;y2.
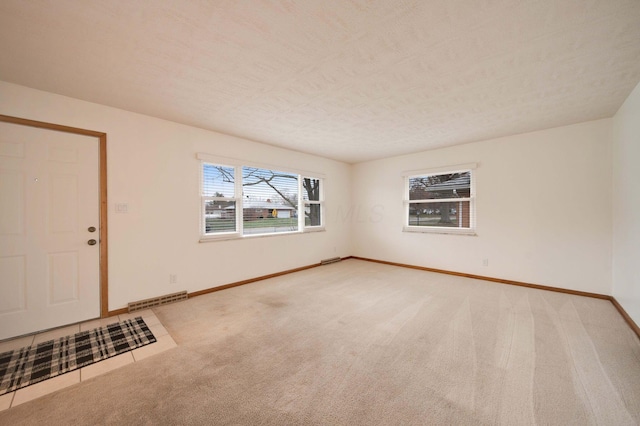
409;172;470;200
302;178;321;201
408;201;471;228
243;208;298;235
205;201;236;233
203;164;235;197
241;166;299;235
305;204;321;226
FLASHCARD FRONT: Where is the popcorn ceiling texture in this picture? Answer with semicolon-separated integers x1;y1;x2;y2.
0;0;639;163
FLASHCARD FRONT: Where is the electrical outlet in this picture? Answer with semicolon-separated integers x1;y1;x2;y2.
482;259;489;267
170;274;177;284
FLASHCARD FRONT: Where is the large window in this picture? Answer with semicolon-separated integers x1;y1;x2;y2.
201;158;323;240
241;166;299;235
404;164;476;234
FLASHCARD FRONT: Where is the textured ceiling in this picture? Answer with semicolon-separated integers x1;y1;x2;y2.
1;0;639;163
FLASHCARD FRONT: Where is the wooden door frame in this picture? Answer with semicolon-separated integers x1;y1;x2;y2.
0;114;109;318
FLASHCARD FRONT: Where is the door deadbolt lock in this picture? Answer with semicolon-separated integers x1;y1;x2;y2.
88;239;97;245
88;226;96;232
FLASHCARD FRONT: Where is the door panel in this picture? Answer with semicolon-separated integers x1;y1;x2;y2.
49;174;78;233
0;122;100;340
0;255;26;314
0;170;24;235
48;251;79;304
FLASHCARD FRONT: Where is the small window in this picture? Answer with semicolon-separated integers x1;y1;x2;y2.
202;164;238;235
303;177;323;228
404;166;475;234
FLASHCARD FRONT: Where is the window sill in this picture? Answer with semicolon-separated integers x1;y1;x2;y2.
199;228;325;243
403;226;477;236
199;233;241;242
303;226;325;233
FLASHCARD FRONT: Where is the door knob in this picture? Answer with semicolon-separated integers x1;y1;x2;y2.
88;239;97;245
88;226;96;232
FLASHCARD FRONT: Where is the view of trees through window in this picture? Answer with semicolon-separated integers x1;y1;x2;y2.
407;171;472;228
303;177;321;227
202;163;322;236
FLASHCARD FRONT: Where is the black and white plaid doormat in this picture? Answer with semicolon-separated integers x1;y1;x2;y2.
0;317;156;395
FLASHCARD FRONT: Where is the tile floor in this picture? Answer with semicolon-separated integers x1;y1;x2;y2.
0;309;176;411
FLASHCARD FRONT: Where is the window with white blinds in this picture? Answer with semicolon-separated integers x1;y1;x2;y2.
404;165;476;235
241;166;299;235
201;160;324;239
202;164;238;235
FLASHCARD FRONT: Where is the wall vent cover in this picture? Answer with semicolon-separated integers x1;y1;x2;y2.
128;290;188;312
320;257;341;265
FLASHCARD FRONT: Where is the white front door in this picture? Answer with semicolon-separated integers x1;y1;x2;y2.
0;122;100;340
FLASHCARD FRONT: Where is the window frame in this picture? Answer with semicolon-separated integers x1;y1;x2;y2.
301;176;324;231
198;154;325;241
200;163;240;237
403;163;477;236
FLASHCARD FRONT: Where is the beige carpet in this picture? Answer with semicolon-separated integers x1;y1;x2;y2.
1;259;639;425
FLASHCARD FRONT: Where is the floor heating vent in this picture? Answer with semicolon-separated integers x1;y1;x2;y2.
320;257;342;266
128;290;188;312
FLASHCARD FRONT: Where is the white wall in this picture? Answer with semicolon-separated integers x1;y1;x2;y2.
2;78;630;313
612;81;640;325
0;81;352;311
352;119;613;294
